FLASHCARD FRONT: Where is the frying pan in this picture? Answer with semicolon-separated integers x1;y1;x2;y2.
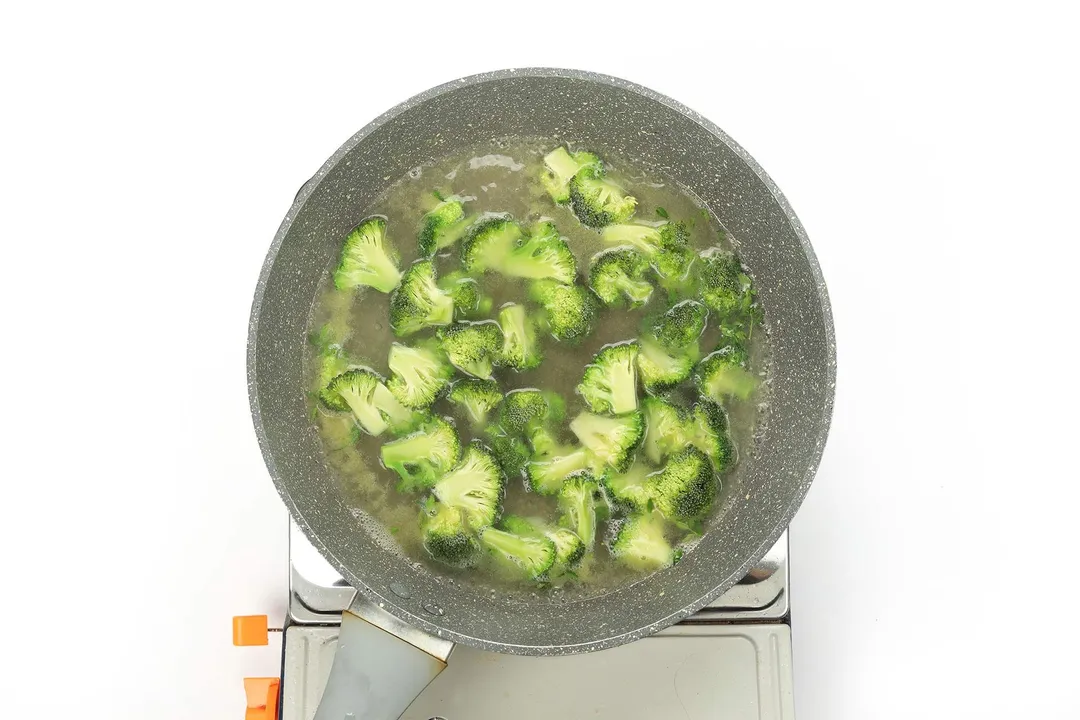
248;68;835;718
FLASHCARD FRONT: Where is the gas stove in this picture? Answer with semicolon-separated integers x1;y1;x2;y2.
277;521;794;720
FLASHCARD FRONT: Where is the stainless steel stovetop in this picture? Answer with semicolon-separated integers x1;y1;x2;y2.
283;521;794;720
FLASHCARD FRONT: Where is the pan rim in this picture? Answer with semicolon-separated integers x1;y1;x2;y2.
247;66;836;655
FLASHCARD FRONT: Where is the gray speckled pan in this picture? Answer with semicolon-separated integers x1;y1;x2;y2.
248;68;836;655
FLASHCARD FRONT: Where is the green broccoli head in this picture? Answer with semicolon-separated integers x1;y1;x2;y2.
540;146;601;204
588;247;654;308
418;199;470;256
480;527;556;581
506;222;578;284
599;223;663;255
611;512;679;571
547;527;587;570
463;217;577;284
332;216;403;294
557;471;603;547
599;221;693;283
498;389;566;437
461;214;523;274
485;429;533;481
641;396;689;466
432;444;505;531
576;343;640;415
526;425;566;458
437;321;502;379
437;271;493;319
686;400;735;471
697;249;747;316
446;378;503;428
525;446;596;495
528;280;597;344
327;368;420;436
636;336;695;394
388;260;455;337
386;341;453;409
695;343;758;402
496;303;543;371
650;447;717;523
649;300;708;350
569;411;644;473
421;501;479;568
500;515;587;571
379;417;462;492
313;343;352;412
600;219;686;251
499;514;542;537
602;461;655;511
568;167;637;228
654;247;697;296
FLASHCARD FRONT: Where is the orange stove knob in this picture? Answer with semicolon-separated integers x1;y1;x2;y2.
243;677;280;720
232;615;269;646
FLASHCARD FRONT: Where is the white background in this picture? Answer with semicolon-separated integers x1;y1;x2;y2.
1;2;1078;718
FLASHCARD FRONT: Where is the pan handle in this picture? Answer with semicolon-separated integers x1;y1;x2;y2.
313;593;454;720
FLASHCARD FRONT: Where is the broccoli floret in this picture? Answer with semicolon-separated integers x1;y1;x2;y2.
508;222;578;284
528;280;597;344
438;271;493;319
386;341;453;409
649;300;708;350
461;214;522;270
463;217;577;284
698;251;763;345
598;221;683;255
389;260;454;336
611;513;679;571
547;527;587;569
421;501;479;568
486;429;532;480
636;336;695;394
686;400;735;470
437;321;502;379
496;303;543;371
568;167;637;228
557;471;602;546
569;411;644;473
540;146;601;204
418;199;471;256
313;343;352;412
695;343;758;401
599;221;693;283
526;426;564;457
332;216;402;293
501;515;586;571
641;396;689;465
379;417;461;491
432;444;504;531
642;397;733;470
576;343;640;415
446;378;503;428
497;389;566;437
602;461;655;510
650;447;717;523
588;248;654;307
697;249;748;316
327;368;420;436
525;446;596;495
480;527;556;580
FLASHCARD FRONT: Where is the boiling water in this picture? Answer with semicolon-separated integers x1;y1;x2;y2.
306;138;770;597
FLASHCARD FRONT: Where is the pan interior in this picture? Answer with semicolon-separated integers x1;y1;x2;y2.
249;69;835;655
